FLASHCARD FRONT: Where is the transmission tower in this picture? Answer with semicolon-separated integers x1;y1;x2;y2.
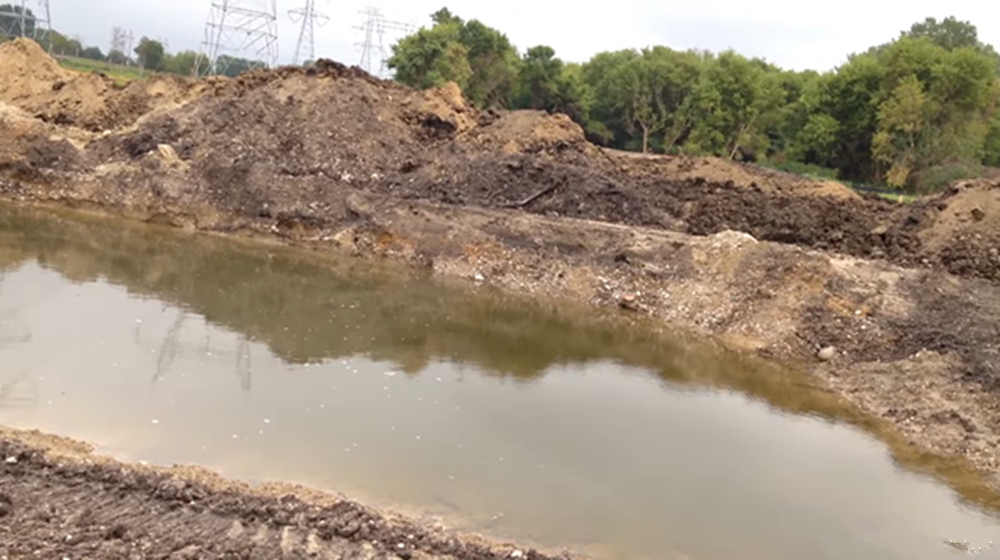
289;0;329;66
196;0;279;77
0;0;51;45
355;5;416;78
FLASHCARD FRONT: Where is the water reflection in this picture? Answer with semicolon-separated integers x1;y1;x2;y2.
1;204;1000;560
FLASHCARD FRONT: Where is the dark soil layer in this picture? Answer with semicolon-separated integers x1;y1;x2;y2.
3;37;997;283
0;437;565;560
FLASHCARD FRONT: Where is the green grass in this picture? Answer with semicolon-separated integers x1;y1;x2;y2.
55;56;152;85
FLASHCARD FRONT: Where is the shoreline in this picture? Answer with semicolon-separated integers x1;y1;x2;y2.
2;193;1000;511
0;426;570;560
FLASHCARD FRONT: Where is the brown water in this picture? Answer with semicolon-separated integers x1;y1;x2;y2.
0;205;998;560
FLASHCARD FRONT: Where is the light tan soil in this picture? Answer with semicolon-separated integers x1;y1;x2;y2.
3;36;1000;552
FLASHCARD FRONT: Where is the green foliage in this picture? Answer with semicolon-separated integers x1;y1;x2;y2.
163;50;205;77
47;31;82;56
134;37;166;72
215;55;263;77
910;163;984;194
903;16;980;52
985;115;1000;167
0;3;34;38
388;8;518;107
107;49;129;66
384;9;999;190
80;46;104;61
685;51;783;159
759;160;840;180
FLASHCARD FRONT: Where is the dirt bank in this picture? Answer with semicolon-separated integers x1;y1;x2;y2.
0;429;568;560
2;38;1000;509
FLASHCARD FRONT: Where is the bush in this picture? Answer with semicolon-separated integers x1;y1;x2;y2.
911;163;984;194
760;160;840;180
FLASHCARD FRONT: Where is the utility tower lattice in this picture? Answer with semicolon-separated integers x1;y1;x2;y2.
197;0;279;77
289;0;329;66
0;0;52;45
355;6;416;79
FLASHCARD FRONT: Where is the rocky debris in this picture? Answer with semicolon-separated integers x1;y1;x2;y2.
817;346;837;362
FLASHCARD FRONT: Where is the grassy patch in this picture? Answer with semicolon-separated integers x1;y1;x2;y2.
56;56;151;85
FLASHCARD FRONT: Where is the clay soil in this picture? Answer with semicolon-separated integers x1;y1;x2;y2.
4;37;1000;553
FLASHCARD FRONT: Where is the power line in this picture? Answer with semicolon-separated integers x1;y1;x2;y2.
354;5;416;78
0;0;51;47
289;0;329;66
196;0;279;77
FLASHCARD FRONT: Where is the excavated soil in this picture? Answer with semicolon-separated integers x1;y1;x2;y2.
3;39;998;282
4;36;1000;546
0;431;565;560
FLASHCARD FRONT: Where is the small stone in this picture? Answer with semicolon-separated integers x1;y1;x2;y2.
870;225;889;236
618;293;640;311
817;346;837;362
4;456;17;464
971;207;987;222
510;550;524;558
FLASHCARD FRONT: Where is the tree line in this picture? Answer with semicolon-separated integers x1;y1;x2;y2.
388;9;1000;192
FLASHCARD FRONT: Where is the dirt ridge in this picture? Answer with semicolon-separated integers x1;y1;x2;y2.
0;431;571;560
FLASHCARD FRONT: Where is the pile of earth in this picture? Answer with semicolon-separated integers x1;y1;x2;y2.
2;37;999;281
0;38;203;131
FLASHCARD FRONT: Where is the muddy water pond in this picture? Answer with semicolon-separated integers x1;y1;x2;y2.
0;206;999;560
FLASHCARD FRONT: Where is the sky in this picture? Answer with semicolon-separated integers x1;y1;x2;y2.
44;0;1000;73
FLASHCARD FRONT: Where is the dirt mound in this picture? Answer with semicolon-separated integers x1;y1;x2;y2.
465;110;590;156
607;150;861;200
920;179;1000;279
0;38;67;98
3;46;1000;282
0;38;204;132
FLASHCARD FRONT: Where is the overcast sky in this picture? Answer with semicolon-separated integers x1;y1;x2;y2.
49;0;1000;73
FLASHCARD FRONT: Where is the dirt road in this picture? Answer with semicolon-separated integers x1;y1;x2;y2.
2;36;1000;546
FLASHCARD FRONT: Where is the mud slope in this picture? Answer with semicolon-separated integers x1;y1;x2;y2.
2;38;999;282
0;433;567;560
3;39;1000;496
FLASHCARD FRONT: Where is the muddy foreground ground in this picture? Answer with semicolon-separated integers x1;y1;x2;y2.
0;429;564;560
2;37;1000;555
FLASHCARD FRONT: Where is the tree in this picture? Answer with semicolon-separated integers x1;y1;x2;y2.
388;8;519;108
0;4;35;38
872;74;931;187
388;20;471;90
456;19;519;107
107;49;129;65
580;49;642;146
512;46;564;110
903;16;980;51
48;31;81;56
134;37;165;72
80;46;104;61
164;50;206;76
215;55;263;77
684;51;781;159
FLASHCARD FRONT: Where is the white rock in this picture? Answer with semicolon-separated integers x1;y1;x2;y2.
817;346;837;362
